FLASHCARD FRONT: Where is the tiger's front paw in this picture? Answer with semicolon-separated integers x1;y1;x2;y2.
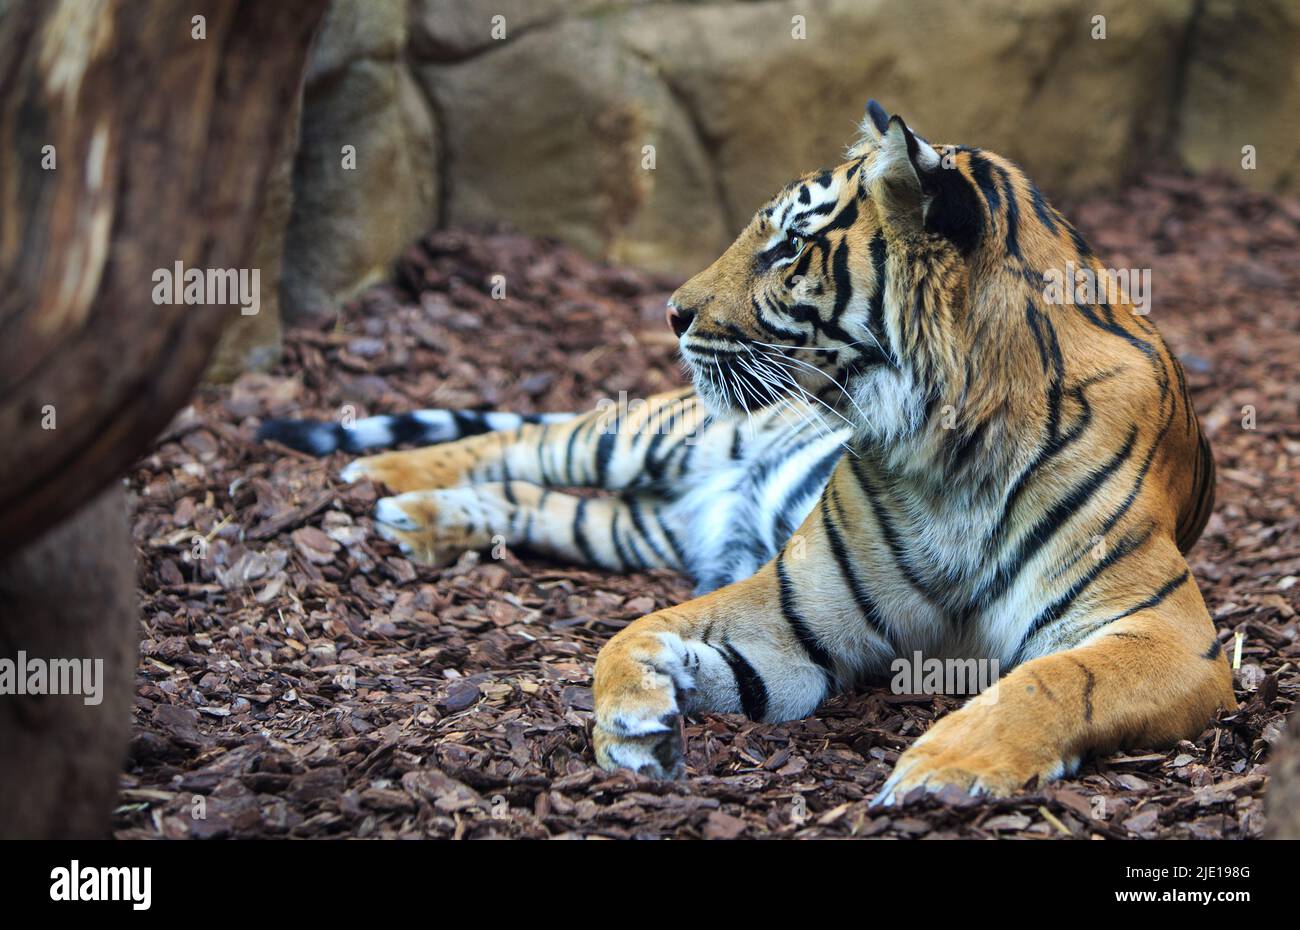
593;722;685;780
592;630;696;779
873;695;1071;805
372;488;501;567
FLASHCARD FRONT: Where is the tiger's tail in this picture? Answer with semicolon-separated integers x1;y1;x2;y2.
256;408;578;456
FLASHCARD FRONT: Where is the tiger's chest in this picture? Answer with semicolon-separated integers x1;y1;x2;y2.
667;423;848;594
671;425;1053;668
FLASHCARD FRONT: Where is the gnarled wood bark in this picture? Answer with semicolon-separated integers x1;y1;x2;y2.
0;0;324;837
0;484;136;838
0;0;324;556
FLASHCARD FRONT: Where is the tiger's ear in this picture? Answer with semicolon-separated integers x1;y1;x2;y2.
852;99;907;149
864;99;891;139
870;114;941;232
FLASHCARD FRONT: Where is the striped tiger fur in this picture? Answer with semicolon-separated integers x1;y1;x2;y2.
261;389;851;594
262;100;1233;801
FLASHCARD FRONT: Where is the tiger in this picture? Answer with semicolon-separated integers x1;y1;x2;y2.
260;100;1234;802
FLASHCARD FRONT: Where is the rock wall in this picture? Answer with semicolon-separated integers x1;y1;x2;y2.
207;0;1300;375
1177;0;1300;197
281;0;439;320
418;0;1198;276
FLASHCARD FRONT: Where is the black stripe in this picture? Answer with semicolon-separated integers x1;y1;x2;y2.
623;514;650;569
563;421;584;485
990;347;1105;554
773;445;842;541
1051;391;1177;582
830;238;853;320
572;498;596;565
752;295;805;341
594;424;617;487
1068;657;1095;723
968;151;1001;213
609;510;632;571
944;417;989;477
451;410;491;437
1016;524;1155;659
994;164;1023;259
1074;297;1157;359
388;413;432;447
789;198;836;228
848;460;935;600
624;495;673;568
978;424;1139;611
775;552;837;684
1172;355;1192;432
719;643;768;721
866;233;897;368
641;421;676;483
1089;570;1191;630
1030;186;1058;234
1178;428;1216;554
1065;220;1093;260
256;419;342;456
535;425;554;485
819;492;892;646
1024;300;1060;377
818;197;859;235
651;504;688;566
649;431;698;483
336;423;361;454
1088;405;1175;542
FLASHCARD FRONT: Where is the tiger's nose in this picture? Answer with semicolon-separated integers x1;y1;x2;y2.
666;302;695;338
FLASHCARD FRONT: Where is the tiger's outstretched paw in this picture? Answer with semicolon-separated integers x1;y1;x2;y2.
593;629;697;779
592;721;685;780
872;694;1070;806
372;488;502;567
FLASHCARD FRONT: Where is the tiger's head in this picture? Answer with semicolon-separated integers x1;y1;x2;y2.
669;99;1073;445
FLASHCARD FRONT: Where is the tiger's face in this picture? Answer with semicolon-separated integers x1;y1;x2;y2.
669;101;983;440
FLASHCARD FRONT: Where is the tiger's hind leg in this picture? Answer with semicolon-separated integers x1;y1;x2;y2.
341;387;709;494
374;480;688;571
875;547;1235;803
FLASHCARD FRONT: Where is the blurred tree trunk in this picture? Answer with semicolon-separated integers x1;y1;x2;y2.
0;0;325;837
1266;711;1300;839
0;485;136;837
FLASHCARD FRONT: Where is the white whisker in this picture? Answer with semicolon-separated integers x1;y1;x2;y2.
744;349;857;456
740;361;833;448
760;349;873;433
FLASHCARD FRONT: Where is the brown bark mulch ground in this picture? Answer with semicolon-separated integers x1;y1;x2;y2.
116;171;1299;839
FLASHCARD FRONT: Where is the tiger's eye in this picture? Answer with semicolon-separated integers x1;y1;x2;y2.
790;235;804;253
